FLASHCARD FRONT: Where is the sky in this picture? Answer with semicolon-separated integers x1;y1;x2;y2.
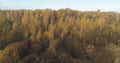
0;0;120;12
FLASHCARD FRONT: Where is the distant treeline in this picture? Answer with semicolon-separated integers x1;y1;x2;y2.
0;8;120;63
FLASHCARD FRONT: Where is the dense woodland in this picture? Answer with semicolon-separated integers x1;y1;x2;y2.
0;9;120;63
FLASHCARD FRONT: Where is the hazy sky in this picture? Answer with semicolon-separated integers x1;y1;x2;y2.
0;0;120;12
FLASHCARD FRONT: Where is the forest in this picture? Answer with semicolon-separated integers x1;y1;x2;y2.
0;8;120;63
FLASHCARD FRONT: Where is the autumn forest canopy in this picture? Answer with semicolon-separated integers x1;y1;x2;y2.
0;8;120;63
